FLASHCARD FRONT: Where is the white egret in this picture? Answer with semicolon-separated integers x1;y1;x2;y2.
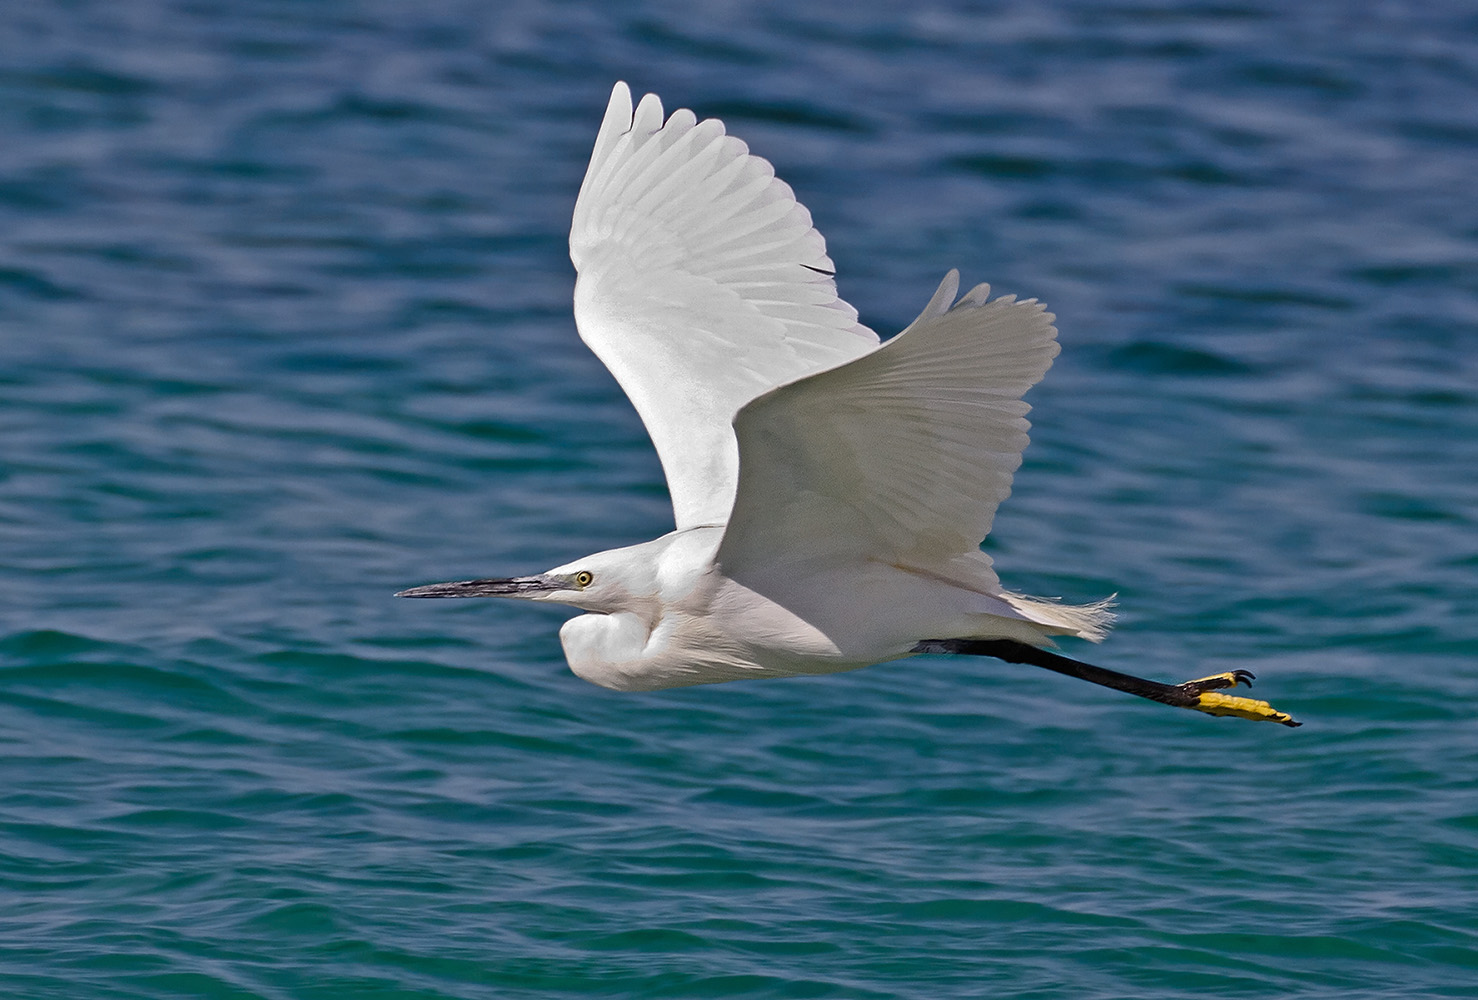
400;83;1299;727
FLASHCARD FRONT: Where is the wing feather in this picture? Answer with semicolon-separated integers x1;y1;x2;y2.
718;272;1060;580
570;83;878;529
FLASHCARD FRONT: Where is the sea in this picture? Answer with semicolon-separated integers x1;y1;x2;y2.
2;2;1476;997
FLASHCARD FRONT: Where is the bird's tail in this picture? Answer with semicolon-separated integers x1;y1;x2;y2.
999;592;1117;643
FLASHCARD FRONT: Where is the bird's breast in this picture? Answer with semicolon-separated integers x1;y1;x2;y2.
559;612;656;690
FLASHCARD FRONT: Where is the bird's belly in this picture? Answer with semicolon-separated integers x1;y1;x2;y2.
559;596;872;692
725;557;1044;659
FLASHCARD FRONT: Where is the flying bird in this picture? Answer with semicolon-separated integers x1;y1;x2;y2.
399;83;1299;727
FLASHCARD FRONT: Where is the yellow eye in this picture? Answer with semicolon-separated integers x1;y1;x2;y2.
573;571;594;588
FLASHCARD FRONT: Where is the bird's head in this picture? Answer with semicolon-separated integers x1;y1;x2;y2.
396;546;657;616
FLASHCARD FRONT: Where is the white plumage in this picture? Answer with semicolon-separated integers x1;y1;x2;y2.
399;83;1301;727
570;85;877;530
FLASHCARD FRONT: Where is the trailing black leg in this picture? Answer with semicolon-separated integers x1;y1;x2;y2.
912;638;1300;727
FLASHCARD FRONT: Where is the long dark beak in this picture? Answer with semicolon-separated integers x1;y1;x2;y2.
396;575;554;599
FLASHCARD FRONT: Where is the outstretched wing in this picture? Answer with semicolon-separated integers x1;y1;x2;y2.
570;83;878;530
717;271;1060;581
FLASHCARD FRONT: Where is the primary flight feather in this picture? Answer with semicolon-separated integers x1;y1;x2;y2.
399;82;1300;727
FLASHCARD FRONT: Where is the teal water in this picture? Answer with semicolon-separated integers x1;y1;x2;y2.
3;2;1477;997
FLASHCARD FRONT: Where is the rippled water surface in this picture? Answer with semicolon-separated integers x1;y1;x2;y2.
3;2;1477;997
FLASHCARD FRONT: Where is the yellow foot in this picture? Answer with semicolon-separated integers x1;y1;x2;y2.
1175;670;1301;727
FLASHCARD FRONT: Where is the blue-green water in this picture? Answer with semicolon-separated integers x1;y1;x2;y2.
3;2;1477;997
